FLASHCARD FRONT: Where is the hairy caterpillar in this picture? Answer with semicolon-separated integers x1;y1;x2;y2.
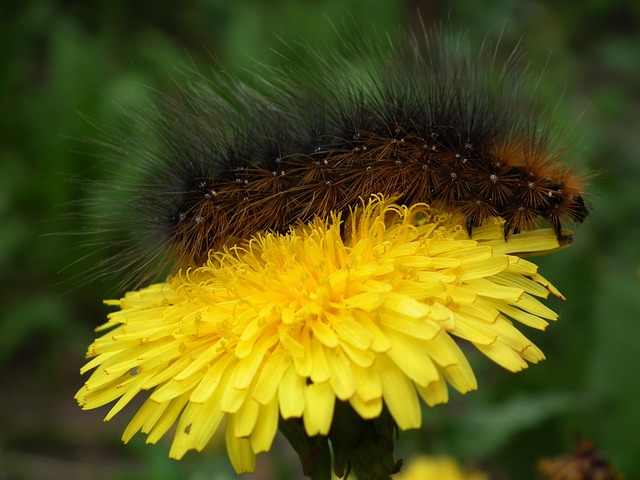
89;27;588;287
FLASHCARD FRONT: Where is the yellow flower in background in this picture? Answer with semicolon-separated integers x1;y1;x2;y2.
75;196;565;473
394;456;488;480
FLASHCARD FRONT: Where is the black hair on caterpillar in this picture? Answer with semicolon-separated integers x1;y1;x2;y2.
88;27;588;287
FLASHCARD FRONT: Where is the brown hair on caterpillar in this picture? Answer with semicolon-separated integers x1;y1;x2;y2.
91;27;589;285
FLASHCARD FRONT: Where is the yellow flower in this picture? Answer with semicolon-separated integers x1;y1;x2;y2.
76;196;565;473
394;455;488;480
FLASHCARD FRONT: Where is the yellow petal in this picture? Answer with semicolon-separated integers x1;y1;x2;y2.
351;362;382;402
152;392;191;447
233;333;278;389
339;340;376;368
383;292;433;318
310;319;339;347
484;297;551;330
465;277;524;301
192;398;225;450
326;347;356;400
303;381;335;435
343;291;386;311
383;328;440;387
378;310;441;340
458;256;509;281
122;395;168;442
475;342;529;372
150;373;202;404
250;395;279;453
349;394;383;419
225;417;256;474
190;354;233;404
416;377;449;406
252;355;290;405
328;311;374;349
234;397;260;438
377;355;421;430
220;380;249;414
278;364;305;418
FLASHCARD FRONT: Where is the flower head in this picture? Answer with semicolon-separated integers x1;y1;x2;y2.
394;455;488;480
76;196;565;473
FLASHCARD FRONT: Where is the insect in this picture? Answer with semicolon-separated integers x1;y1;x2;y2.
87;28;588;286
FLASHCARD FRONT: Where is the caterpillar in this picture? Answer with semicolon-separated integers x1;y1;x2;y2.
89;27;588;287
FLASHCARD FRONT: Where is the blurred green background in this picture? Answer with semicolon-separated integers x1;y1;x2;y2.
1;0;639;479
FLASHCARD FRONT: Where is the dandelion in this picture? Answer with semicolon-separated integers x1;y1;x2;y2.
394;455;488;480
76;196;566;475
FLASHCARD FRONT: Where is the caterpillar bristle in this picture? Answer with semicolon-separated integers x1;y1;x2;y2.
85;27;589;287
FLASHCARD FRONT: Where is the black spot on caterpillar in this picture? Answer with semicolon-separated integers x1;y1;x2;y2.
84;27;589;288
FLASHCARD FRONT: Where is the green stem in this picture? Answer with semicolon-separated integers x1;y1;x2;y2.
278;417;332;480
279;404;403;480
